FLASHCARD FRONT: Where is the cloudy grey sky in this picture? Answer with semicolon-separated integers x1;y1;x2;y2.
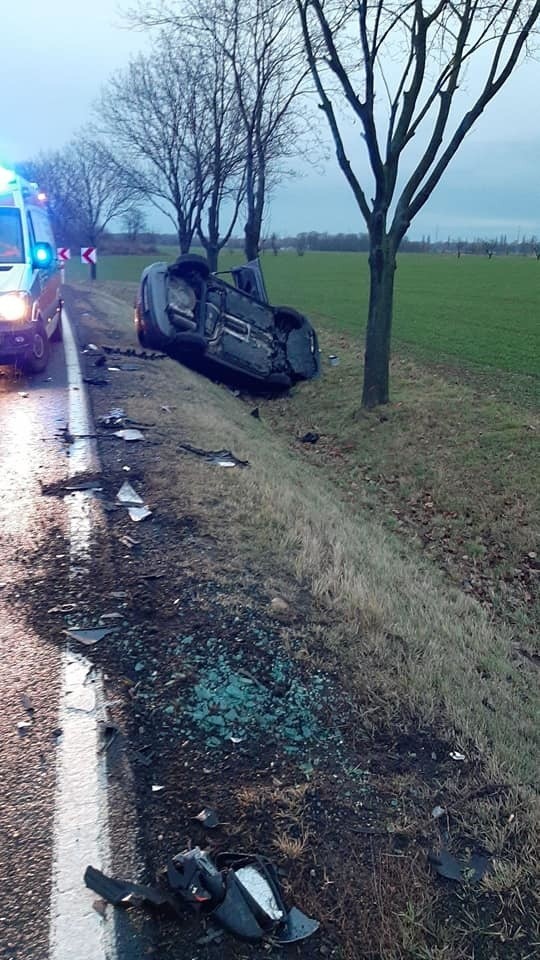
2;0;539;240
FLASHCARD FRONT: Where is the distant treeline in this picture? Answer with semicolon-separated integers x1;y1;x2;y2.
99;230;540;259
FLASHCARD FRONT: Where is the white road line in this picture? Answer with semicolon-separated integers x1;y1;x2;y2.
49;308;115;960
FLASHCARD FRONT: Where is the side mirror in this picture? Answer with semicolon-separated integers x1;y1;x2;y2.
32;242;54;269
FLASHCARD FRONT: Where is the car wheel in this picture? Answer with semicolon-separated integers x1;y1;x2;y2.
274;307;305;332
50;303;63;342
20;324;50;374
171;254;210;281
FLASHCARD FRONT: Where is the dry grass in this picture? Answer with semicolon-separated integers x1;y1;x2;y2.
74;282;539;791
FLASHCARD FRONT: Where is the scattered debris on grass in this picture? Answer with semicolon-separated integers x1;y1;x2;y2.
299;432;319;444
179;443;249;469
83;377;110;387
328;355;340;367
115;429;145;442
85;849;319;945
193;808;220;829
428;848;492;883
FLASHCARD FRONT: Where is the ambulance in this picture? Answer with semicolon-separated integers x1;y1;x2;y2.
0;166;62;372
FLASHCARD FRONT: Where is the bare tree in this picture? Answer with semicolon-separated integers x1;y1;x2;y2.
190;31;247;271
124;207;147;244
19;136;138;274
126;0;314;261
98;36;204;253
296;1;540;406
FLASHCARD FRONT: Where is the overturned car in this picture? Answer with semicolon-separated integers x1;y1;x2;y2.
134;255;320;388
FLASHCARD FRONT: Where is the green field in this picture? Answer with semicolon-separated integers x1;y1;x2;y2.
68;250;540;378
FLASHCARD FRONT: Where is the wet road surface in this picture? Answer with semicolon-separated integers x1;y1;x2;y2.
0;342;70;959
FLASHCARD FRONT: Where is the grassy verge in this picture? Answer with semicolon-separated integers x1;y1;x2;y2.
72;281;539;781
67;282;539;958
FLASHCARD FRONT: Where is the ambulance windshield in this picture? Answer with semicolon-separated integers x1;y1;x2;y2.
0;208;24;264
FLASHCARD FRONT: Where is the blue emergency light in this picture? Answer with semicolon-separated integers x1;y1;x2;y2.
32;242;54;268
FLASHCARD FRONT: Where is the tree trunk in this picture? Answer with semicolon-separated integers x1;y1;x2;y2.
361;237;396;408
205;245;219;273
244;222;260;261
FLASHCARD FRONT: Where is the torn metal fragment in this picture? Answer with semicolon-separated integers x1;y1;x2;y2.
63;627;114;646
128;506;152;522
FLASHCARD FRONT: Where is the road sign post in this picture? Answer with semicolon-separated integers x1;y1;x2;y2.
57;248;70;283
81;247;97;281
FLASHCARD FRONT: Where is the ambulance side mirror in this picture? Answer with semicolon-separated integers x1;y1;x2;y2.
32;242;54;269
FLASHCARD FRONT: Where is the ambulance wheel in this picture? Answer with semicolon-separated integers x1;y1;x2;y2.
22;325;50;374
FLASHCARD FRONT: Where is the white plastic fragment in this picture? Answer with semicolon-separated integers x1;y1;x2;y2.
152;785;165;793
127;506;152;522
432;805;446;819
116;481;144;506
114;429;144;442
449;751;466;761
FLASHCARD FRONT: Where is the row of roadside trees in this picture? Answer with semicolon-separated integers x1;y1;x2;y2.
19;1;540;406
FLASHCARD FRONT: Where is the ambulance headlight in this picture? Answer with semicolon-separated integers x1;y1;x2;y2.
0;293;31;322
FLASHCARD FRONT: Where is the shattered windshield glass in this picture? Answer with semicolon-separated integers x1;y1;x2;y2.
0;208;24;264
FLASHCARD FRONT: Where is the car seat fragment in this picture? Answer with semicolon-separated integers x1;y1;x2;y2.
428;848;492;883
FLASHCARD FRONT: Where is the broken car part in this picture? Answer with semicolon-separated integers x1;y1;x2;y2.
63;627;114;646
115;428;145;442
85;848;319;945
134;255;320;389
179;443;249;468
193;808;220;829
428;848;492;883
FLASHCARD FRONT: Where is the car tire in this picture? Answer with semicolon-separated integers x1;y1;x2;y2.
274;307;305;332
20;324;50;374
50;303;63;342
171;254;210;281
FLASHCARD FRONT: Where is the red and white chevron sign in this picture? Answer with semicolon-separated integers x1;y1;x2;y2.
81;247;97;265
57;247;71;262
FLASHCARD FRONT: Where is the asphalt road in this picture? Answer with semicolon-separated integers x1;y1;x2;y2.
0;342;71;959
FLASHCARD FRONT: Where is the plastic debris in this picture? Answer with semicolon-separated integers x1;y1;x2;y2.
63;627;114;646
431;805;446;819
152;785;165;793
193;808;220;829
128;506;152;522
428;848;492;883
449;751;466;761
328;355;340;367
179;443;249;468
299;432;320;444
98;408;126;428
116;481;144;506
20;693;34;713
85;849;319;944
115;429;145;442
17;720;32;735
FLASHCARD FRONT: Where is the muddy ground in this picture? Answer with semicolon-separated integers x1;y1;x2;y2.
12;286;538;960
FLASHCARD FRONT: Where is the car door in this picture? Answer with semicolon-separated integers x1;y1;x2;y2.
28;207;59;323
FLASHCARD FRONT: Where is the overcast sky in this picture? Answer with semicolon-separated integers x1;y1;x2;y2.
2;0;539;240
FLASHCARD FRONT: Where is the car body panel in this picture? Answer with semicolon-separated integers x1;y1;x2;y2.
135;257;319;389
